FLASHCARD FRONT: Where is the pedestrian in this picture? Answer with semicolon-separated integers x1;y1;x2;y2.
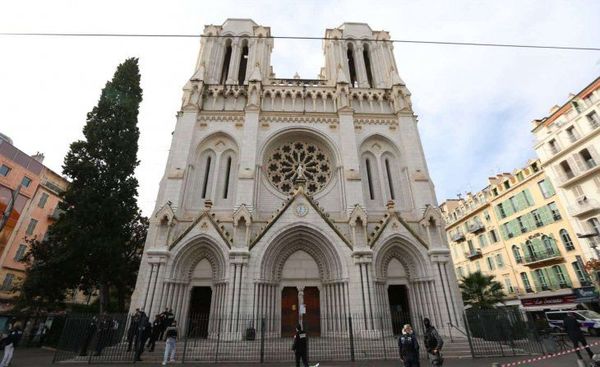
94;313;111;356
292;324;308;367
399;324;420;367
134;311;151;362
158;308;168;340
423;318;444;366
0;322;22;367
162;320;179;365
148;314;162;352
127;309;140;352
564;311;594;360
79;316;97;356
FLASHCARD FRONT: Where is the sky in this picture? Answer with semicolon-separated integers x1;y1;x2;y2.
1;0;599;215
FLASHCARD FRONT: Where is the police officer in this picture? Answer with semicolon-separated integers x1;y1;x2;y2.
292;324;308;367
399;324;420;367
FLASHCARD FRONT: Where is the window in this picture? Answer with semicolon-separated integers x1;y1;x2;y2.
588;111;600;129
534;269;549;290
552;265;569;288
587;218;600;235
363;44;374;88
532;210;543;227
201;156;212;199
495;254;504;268
492;188;498;196
365;158;375;200
504;181;510;190
542;236;556;255
560;229;575;251
0;164;10;177
384;159;395;200
0;274;14;291
516;172;524;181
347;43;358;87
521;272;533;292
25;219;38;235
222;156;232;199
566;126;579;143
487;257;495;271
538;180;554;199
512;245;522;263
548;139;560;154
573;256;591;286
497;203;507;218
484;210;491;222
548;202;561;221
21;176;32;188
531;162;540;172
478;234;488;248
517;216;527;233
560;160;575;179
237;40;249;85
488;229;499;243
504;277;514;293
509;196;519;212
14;244;27;261
503;223;514;239
580;148;596;169
220;40;232;84
467;239;475;254
38;192;49;208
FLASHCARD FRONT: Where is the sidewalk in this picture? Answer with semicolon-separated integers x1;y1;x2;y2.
13;348;593;366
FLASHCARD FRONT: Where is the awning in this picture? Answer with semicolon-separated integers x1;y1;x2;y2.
522;303;578;312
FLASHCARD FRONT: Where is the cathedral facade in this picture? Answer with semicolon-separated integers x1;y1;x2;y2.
131;19;464;338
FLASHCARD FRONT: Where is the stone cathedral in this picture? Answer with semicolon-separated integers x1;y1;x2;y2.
131;19;464;338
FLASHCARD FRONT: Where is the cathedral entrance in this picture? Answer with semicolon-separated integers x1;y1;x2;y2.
303;287;321;336
388;285;410;335
281;287;299;336
188;286;212;338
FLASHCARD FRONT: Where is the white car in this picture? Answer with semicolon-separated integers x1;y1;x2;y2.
546;310;600;335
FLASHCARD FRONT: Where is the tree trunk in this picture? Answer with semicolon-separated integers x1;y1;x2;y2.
99;283;110;313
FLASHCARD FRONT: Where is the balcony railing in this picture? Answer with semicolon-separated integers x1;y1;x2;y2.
269;78;327;87
465;249;482;260
568;198;600;217
467;221;485;233
535;279;573;292
451;230;465;242
523;247;563;266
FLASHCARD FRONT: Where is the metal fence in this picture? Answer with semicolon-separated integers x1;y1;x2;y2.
52;309;546;363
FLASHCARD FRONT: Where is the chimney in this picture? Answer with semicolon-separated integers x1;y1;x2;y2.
31;152;45;163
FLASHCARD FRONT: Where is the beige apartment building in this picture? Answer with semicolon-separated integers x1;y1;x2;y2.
532;77;600;261
441;160;595;313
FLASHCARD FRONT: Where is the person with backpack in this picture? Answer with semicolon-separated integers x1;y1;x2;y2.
0;322;22;367
399;324;420;367
292;324;309;367
423;318;444;366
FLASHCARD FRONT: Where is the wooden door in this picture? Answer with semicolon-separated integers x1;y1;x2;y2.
281;287;299;336
303;287;321;336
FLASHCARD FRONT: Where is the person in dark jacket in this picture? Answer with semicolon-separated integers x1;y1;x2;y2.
564;312;594;359
94;313;111;356
292;324;308;367
0;322;22;367
399;324;420;367
134;311;151;362
147;314;162;352
127;309;140;352
423;318;444;365
79;316;97;356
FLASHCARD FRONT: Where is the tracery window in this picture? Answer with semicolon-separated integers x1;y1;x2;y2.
266;141;333;195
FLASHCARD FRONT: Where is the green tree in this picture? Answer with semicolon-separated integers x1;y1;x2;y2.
18;58;145;313
459;271;506;309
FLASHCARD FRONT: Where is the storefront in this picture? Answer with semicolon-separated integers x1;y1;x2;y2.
574;286;600;312
519;289;577;321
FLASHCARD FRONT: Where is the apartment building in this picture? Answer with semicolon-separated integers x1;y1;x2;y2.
532;77;600;261
441;160;595;313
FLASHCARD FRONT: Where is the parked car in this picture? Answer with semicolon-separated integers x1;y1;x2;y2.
546;310;600;335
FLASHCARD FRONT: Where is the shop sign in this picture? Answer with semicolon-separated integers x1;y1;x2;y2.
521;294;576;307
574;286;599;302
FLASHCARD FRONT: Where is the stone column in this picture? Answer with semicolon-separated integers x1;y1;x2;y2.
226;39;241;85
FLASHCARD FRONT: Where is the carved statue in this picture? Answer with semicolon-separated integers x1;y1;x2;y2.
295;163;306;179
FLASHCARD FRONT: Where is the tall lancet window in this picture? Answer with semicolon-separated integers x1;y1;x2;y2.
223;156;232;199
238;40;249;85
363;44;374;88
347;43;358;87
220;39;233;84
385;158;395;200
201;156;212;199
365;158;375;200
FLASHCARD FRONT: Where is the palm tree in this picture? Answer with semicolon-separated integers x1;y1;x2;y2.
459;271;506;309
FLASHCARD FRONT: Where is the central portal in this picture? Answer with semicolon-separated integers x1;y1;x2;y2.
388;284;410;335
281;286;321;336
188;286;212;338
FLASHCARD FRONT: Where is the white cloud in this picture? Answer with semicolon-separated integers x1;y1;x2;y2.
0;0;599;214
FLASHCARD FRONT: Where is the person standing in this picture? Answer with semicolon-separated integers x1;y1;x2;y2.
162;320;179;365
127;309;140;352
564;312;594;360
134;311;151;362
423;318;444;366
399;324;420;367
292;324;308;367
0;322;22;367
148;314;162;352
79;316;97;356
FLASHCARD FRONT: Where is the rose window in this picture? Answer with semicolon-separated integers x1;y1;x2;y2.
266;141;333;195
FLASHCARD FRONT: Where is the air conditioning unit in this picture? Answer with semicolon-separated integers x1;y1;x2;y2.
576;195;588;204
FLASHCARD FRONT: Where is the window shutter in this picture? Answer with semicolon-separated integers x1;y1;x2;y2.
572;153;587;172
523;189;534;207
523;213;535;230
538;206;552;225
552;165;566;182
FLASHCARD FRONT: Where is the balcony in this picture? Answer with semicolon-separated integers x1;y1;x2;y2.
451;230;465;242
568;197;600;217
48;207;63;221
467;221;485;233
535;279;573;292
523;247;564;267
465;249;483;260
